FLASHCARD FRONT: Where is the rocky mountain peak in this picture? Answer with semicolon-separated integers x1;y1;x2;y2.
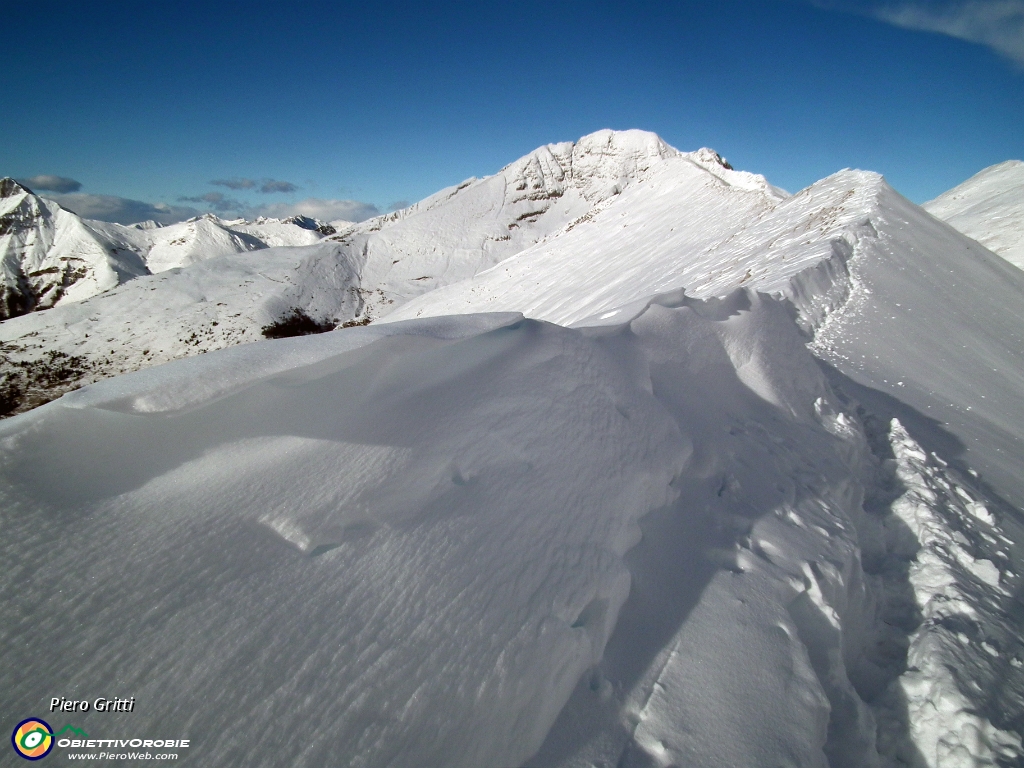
0;178;32;199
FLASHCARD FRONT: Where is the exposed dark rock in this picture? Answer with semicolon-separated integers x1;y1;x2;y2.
261;308;337;339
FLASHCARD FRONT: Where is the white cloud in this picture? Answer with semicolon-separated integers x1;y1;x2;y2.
254;198;381;223
810;0;1024;64
49;193;200;225
876;0;1024;64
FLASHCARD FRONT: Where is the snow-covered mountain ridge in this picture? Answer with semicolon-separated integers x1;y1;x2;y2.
0;130;784;416
0;179;332;320
3;131;1024;767
924;160;1024;270
0;178;149;318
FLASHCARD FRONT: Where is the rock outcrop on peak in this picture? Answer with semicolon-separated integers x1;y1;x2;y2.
0;177;31;198
0;178;149;320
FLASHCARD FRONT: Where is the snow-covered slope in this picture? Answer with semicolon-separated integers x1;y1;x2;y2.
0;131;784;416
88;214;327;273
808;178;1024;510
87;215;263;273
341;132;784;308
382;162;1024;762
3;134;1024;767
376;160;1024;508
924;160;1024;270
0;311;684;768
383;167;867;328
0;241;364;415
0;179;149;318
4;287;1021;767
230;215;335;246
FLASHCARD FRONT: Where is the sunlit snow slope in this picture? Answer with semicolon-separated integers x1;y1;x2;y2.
3;133;1024;768
0;179;149;318
924;160;1024;270
387;165;1024;506
0;177;333;322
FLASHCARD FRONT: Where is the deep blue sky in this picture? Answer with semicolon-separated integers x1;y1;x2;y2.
3;0;1022;222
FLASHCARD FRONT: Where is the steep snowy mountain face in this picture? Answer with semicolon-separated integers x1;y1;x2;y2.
0;179;149;319
0;131;783;415
3;133;1024;768
924;160;1024;270
343;131;783;314
0;179;333;324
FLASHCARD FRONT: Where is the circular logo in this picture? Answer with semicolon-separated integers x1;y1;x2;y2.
11;718;53;761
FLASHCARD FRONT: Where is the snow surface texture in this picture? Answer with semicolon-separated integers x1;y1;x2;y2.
924;161;1024;270
1;311;685;768
3;131;1024;767
5;290;1021;767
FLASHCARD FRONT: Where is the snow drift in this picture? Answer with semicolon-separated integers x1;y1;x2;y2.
1;310;687;768
4;289;1022;767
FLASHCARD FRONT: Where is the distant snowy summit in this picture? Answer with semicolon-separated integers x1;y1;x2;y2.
0;178;148;318
925;160;1024;270
0;179;338;320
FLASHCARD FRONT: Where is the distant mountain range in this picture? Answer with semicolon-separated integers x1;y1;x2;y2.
0;177;336;319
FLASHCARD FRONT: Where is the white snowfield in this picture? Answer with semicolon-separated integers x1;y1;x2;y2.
924;160;1024;270
2;131;1024;768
